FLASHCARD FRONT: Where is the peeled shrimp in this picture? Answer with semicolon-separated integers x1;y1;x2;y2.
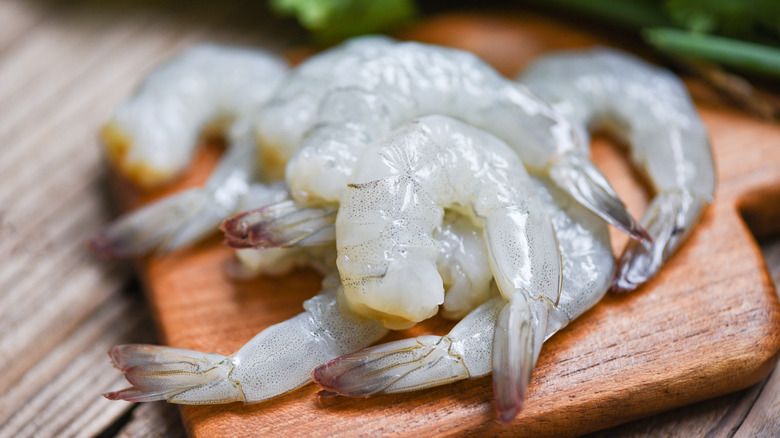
254;36;395;179
232;112;560;328
332;114;565;421
95;39;653;257
91;44;289;256
518;48;716;291
105;212;494;404
102;44;287;187
313;174;614;423
228;113;561;416
104;271;388;404
92;39;406;256
334;114;560;327
273;37;647;243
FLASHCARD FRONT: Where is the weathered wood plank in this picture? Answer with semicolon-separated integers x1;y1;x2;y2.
115;403;188;438
731;242;780;438
0;291;156;438
0;0;302;437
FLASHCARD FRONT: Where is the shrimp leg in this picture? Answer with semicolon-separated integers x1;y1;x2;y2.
104;273;388;404
313;175;614;423
519;48;716;291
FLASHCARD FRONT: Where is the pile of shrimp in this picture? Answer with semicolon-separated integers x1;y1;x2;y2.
93;38;715;424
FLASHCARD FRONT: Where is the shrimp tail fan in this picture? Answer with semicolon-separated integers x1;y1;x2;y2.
89;188;225;258
613;191;709;292
550;151;652;244
492;291;547;424
103;344;244;404
222;200;337;249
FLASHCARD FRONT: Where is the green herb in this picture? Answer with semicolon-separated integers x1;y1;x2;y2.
644;27;780;78
267;0;780;80
269;0;418;43
664;0;780;39
518;0;780;79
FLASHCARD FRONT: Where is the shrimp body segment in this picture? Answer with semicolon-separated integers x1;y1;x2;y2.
254;36;395;179
336;115;561;329
518;48;716;291
103;44;288;187
313;175;614;423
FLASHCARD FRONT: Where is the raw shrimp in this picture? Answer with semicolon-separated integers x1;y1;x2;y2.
518;48;716;291
104;271;388;404
228;112;560;416
102;44;287;188
104;212;494;404
91;44;289;256
94;39;652;257
91;39;403;256
313;174;614;424
268;37;647;243
332;114;565;421
334;115;560;328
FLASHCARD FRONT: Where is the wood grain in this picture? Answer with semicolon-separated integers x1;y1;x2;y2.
0;1;303;437
105;12;780;438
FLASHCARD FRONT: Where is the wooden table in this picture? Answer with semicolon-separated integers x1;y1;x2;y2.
1;1;778;436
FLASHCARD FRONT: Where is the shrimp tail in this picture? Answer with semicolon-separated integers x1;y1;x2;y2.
492;291;547;424
612;191;709;292
312;335;470;397
549;151;652;244
103;344;245;404
312;296;503;398
106;284;387;405
89;188;228;258
221;200;336;249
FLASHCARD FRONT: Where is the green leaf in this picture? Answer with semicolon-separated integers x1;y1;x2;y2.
270;0;418;43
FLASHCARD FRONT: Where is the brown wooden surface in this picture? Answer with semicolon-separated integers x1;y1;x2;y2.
3;1;780;437
117;13;780;438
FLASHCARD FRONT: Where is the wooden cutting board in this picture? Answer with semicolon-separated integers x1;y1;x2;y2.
113;12;780;437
